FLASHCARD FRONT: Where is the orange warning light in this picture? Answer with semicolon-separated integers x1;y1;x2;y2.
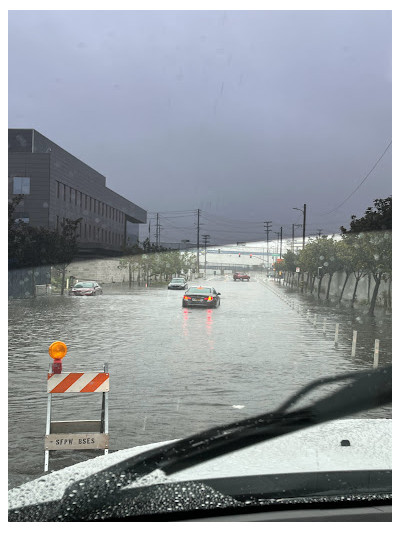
48;341;68;360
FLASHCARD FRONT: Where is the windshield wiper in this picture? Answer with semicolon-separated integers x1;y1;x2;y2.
52;365;391;520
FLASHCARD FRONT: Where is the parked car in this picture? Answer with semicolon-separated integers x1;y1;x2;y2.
233;272;250;281
168;277;188;290
69;281;103;296
182;286;221;308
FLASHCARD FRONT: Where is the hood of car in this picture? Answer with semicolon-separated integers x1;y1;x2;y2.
8;418;391;511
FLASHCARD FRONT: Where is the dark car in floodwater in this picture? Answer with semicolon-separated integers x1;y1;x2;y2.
182;286;221;308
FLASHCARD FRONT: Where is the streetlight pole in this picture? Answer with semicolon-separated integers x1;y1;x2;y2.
196;209;200;273
293;204;307;292
293;204;306;249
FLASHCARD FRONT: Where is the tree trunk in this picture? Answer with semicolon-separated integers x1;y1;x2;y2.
368;274;381;316
339;272;350;303
351;275;360;308
367;274;371;303
310;275;316;294
317;275;324;299
388;278;392;309
60;266;66;295
31;268;36;298
325;273;333;301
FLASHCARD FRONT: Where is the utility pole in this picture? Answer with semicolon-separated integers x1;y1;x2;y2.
293;203;307;292
155;213;161;248
273;231;280;255
293;203;306;249
264;221;272;270
197;209;201;274
273;231;280;279
292;223;302;252
202;234;210;278
280;226;283;259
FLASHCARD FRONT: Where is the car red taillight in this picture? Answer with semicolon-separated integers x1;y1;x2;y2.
184;296;192;300
205;296;213;301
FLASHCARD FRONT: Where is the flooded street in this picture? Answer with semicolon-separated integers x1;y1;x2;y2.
8;275;392;489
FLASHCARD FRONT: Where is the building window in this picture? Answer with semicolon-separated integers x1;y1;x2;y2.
13;177;30;194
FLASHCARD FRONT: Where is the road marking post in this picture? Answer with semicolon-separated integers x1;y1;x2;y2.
44;342;109;472
373;339;380;368
334;323;339;347
351;331;357;357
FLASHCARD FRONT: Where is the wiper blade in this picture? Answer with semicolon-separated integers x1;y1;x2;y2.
52;365;391;520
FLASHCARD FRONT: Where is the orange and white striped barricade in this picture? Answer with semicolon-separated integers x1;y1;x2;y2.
44;344;110;472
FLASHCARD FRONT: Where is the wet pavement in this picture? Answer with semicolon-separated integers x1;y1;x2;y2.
8;275;391;489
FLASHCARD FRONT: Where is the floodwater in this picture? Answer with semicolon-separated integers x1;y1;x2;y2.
8;275;391;489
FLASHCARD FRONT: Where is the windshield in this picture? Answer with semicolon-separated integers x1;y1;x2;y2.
8;7;392;522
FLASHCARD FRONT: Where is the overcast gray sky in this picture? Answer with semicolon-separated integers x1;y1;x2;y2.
8;8;392;246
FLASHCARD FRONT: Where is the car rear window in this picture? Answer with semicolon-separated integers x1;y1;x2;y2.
187;287;212;294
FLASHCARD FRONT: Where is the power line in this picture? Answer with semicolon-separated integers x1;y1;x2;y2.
320;140;392;216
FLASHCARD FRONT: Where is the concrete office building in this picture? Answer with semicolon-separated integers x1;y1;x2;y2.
8;128;147;258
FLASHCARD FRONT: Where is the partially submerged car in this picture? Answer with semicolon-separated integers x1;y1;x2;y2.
233;272;250;281
182;286;221;308
168;278;188;290
69;281;103;296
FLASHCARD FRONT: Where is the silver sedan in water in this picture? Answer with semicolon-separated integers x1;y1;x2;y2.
168;278;188;290
70;281;103;296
